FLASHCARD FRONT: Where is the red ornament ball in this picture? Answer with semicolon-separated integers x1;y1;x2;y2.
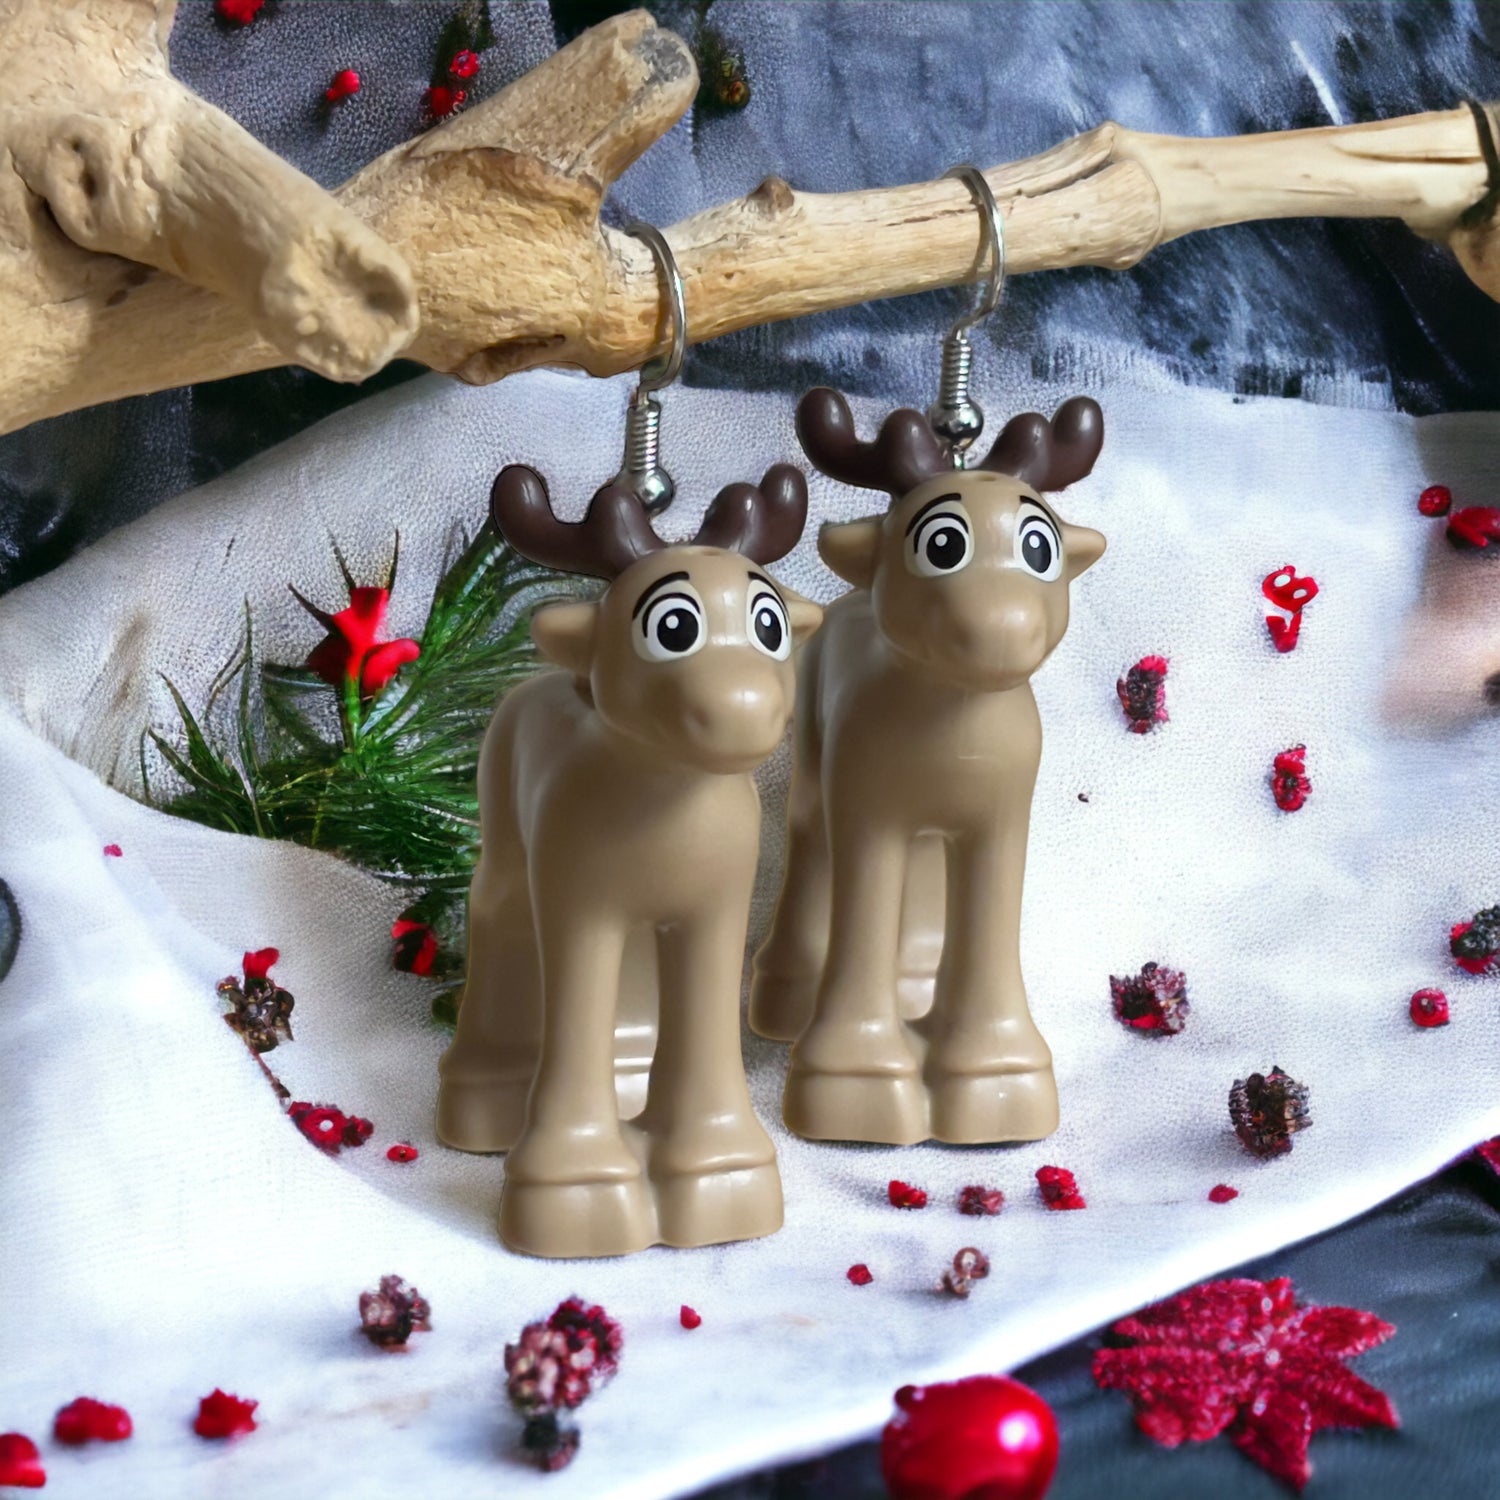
1410;988;1449;1027
54;1397;132;1445
1418;485;1453;518
0;1434;45;1489
882;1375;1059;1500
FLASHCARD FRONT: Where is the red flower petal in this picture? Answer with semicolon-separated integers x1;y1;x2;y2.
1208;1184;1239;1204
1036;1165;1086;1209
888;1179;928;1210
679;1305;702;1330
359;637;421;697
193;1389;258;1440
0;1433;45;1488
103;843;123;858
242;947;279;982
847;1263;873;1286
1231;1386;1315;1492
341;1115;374;1147
957;1184;1005;1216
54;1397;132;1445
1292;1305;1397;1360
215;0;265;24
386;1142;419;1163
1447;505;1500;550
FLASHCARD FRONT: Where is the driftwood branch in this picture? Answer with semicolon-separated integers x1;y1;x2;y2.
0;6;1496;437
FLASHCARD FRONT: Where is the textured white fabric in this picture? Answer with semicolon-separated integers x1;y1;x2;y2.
1;370;1497;1500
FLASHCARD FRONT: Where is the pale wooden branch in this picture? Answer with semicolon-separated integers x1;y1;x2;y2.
0;5;1495;438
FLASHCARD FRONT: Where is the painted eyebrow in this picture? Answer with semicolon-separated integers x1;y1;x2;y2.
1016;495;1064;530
631;570;691;620
746;570;781;594
904;493;964;538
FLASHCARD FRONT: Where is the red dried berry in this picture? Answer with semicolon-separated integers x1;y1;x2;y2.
0;1433;45;1488
679;1305;702;1330
939;1247;992;1299
1418;485;1453;517
215;0;265;24
1036;1165;1086;1210
888;1179;928;1210
359;1275;431;1349
1230;1066;1311;1157
1410;988;1449;1027
448;48;481;79
1447;505;1500;550
1271;744;1311;812
1110;961;1189;1034
324;68;361;103
519;1410;581;1472
883;1376;1059;1500
424;84;467;118
103;843;122;857
847;1263;874;1286
386;1142;419;1163
193;1389;257;1440
957;1184;1004;1217
1208;1184;1239;1204
548;1297;623;1378
1116;655;1169;733
53;1397;132;1445
1451;908;1500;975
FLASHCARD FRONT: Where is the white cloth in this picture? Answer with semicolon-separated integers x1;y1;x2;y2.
1;370;1497;1500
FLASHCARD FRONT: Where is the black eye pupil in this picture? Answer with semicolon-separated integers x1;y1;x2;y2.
1023;529;1053;573
755;605;784;652
925;525;965;570
657;609;699;653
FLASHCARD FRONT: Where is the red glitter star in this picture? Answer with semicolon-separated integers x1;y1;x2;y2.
1093;1276;1397;1492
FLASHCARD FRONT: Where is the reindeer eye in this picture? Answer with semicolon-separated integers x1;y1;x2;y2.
1015;509;1063;581
907;505;974;578
634;587;707;662
747;587;792;660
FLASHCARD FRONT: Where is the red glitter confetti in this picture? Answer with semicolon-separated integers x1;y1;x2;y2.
1117;655;1169;733
847;1263;874;1286
103;843;122;857
1208;1184;1240;1204
242;947;279;982
679;1305;702;1330
386;1142;419;1163
888;1179;928;1210
193;1389;258;1440
215;0;265;24
392;918;439;976
1418;485;1452;517
1036;1165;1086;1210
1093;1276;1397;1491
883;1376;1058;1500
1447;505;1500;550
957;1184;1004;1217
449;48;481;78
0;1434;45;1488
1450;908;1500;975
1271;745;1311;812
424;84;467;119
54;1397;132;1446
1409;988;1449;1027
324;69;361;103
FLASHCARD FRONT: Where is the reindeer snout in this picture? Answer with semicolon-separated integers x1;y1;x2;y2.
932;590;1051;689
670;663;791;771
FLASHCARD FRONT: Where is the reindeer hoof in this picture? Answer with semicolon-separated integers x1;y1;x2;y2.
434;1074;529;1153
498;1177;657;1259
782;1068;930;1145
653;1163;784;1247
929;1067;1059;1144
747;969;818;1042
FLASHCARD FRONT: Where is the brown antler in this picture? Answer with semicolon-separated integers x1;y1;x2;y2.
490;465;665;580
977;397;1105;492
796;388;950;498
692;464;809;564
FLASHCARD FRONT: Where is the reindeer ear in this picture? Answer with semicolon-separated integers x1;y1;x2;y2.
779;586;823;646
531;600;597;675
1064;523;1106;580
818;518;882;590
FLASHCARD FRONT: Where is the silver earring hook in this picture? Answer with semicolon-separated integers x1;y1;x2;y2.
926;164;1006;467
617;220;688;514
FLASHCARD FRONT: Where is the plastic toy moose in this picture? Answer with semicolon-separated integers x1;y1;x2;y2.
750;388;1105;1146
437;462;821;1258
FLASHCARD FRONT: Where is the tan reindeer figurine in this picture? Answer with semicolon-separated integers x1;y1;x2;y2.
750;388;1105;1146
437;462;821;1258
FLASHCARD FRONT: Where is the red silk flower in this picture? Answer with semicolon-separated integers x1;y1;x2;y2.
291;542;420;699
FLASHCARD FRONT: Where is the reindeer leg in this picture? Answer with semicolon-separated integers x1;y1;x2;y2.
783;811;928;1145
498;908;654;1258
750;646;829;1041
923;823;1058;1144
643;908;782;1248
